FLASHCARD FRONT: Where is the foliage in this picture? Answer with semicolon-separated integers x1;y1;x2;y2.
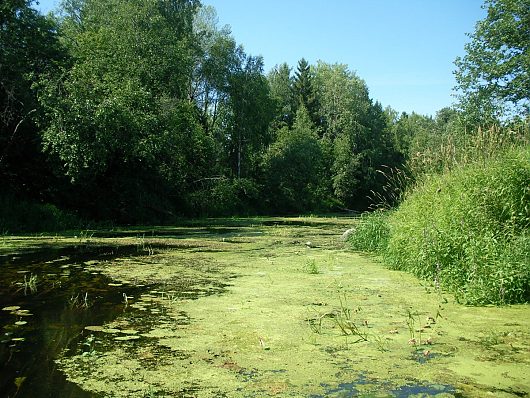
186;177;260;216
348;210;390;253
267;63;295;128
0;195;81;232
262;105;326;213
454;0;530;125
384;148;530;304
0;0;65;199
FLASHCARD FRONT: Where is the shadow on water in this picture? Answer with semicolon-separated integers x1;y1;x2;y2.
0;244;155;398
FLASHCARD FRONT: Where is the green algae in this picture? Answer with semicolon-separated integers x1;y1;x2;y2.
3;217;529;397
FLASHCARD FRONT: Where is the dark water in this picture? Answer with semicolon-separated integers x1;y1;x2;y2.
0;245;149;398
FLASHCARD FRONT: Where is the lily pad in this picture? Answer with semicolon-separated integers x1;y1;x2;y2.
11;337;25;342
14;321;28;326
12;310;33;316
108;283;123;287
2;306;21;311
85;326;105;332
102;328;121;334
120;329;139;335
114;335;140;341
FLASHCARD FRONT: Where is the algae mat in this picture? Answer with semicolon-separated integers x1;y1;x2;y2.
50;218;529;397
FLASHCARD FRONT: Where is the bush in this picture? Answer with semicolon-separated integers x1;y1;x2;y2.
0;195;82;233
384;148;530;304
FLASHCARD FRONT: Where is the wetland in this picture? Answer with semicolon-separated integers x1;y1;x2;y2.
1;217;529;397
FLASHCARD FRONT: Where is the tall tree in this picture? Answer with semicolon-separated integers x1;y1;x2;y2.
262;105;325;212
37;0;213;221
454;0;530;125
224;55;273;179
0;0;65;197
268;63;294;128
292;58;319;126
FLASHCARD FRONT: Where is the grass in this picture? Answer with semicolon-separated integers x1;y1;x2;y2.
304;258;320;274
348;210;390;253
349;147;530;305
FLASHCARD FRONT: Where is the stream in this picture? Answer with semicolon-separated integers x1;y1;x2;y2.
1;218;529;397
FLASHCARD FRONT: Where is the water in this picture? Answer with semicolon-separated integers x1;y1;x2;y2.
0;245;149;398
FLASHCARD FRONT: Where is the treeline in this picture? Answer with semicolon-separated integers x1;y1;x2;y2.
1;0;528;229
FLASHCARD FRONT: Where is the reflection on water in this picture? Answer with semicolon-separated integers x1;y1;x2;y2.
0;245;148;398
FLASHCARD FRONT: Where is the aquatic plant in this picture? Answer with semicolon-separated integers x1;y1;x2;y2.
333;295;368;342
304;258;320;274
69;292;90;308
406;309;421;345
23;273;38;295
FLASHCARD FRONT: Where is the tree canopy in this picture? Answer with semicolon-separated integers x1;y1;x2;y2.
454;0;530;124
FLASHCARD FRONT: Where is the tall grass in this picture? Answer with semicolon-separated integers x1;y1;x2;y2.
348;210;390;253
384;148;529;304
407;124;529;177
349;123;530;305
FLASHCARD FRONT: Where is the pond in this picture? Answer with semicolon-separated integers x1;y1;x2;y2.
0;217;529;397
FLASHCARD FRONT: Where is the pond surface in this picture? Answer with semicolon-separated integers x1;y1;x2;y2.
0;244;156;397
0;217;529;397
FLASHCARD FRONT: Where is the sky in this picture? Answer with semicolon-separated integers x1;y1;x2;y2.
33;0;487;117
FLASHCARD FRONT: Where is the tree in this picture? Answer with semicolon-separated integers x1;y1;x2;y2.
190;6;240;135
454;0;530;124
292;58;320;126
0;0;65;198
262;105;325;212
223;54;274;179
37;0;216;221
267;63;294;128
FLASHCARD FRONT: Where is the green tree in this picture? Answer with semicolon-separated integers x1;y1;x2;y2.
293;58;320;126
223;55;274;179
37;0;215;221
454;0;530;125
268;63;295;128
262;105;325;212
0;0;65;197
191;6;241;135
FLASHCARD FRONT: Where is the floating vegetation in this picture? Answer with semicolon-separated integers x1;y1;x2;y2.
2;305;20;311
1;217;529;397
114;335;140;341
85;326;104;332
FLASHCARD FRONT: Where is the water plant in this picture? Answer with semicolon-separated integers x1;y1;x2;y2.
304;258;320;274
333;295;368;342
69;292;90;308
23;273;38;295
405;308;421;345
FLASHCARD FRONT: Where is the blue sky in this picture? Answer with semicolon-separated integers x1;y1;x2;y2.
34;0;486;116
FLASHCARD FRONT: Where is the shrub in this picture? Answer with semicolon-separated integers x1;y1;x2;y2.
0;195;82;233
384;148;529;304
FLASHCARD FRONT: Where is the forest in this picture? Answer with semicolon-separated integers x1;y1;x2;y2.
2;0;526;229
